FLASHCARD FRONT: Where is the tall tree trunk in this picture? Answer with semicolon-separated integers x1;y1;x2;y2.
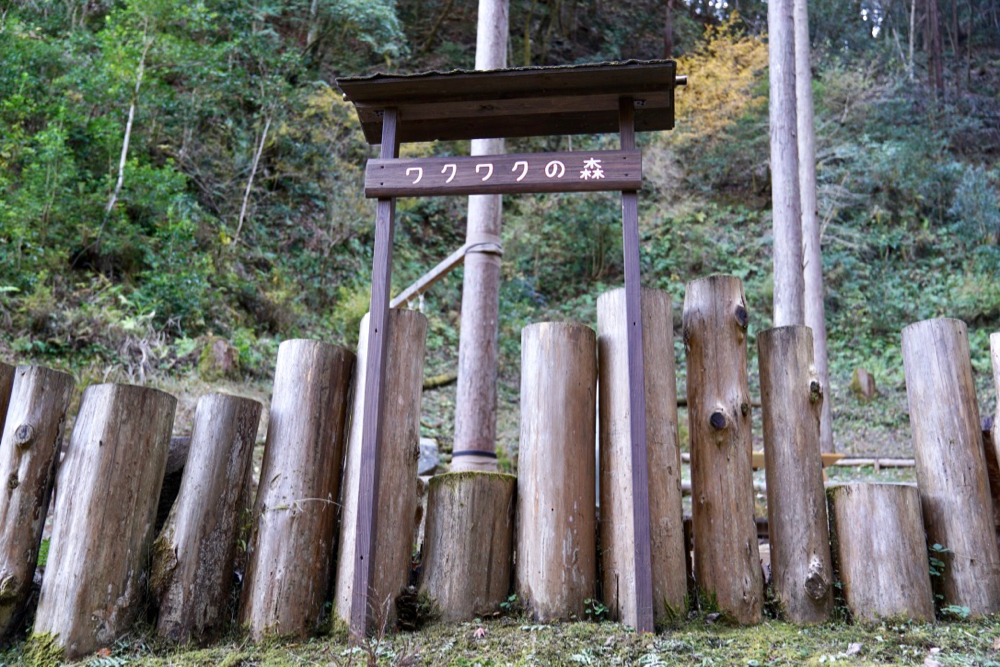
909;0;917;80
769;0;804;326
663;0;674;59
452;0;509;472
794;0;833;452
233;115;271;245
926;0;945;96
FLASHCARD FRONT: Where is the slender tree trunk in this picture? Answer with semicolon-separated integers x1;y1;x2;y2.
909;0;917;80
794;0;834;452
768;0;804;326
233;115;271;245
664;0;674;58
105;32;152;219
452;0;509;472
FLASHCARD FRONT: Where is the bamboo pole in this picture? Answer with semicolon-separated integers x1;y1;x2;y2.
682;275;763;624
827;483;935;622
597;287;685;624
33;384;176;660
758;326;833;623
517;322;597;620
0;367;75;637
902;318;1000;615
152;393;262;642
336;310;427;630
239;340;354;639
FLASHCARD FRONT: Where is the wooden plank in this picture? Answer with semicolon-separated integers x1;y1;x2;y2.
390;243;469;309
619;96;655;634
349;107;398;640
337;60;678;144
366;150;642;198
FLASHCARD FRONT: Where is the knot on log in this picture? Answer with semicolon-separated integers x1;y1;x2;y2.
741;402;750;417
0;575;17;603
14;424;35;448
6;474;17;491
734;305;749;329
804;555;828;600
709;411;728;430
809;380;823;404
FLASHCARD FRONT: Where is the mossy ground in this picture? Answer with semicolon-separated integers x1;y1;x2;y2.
5;616;1000;665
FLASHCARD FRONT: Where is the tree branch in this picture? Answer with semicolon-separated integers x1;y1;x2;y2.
233;115;272;246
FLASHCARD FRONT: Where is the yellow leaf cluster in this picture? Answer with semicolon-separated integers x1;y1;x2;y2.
671;14;769;143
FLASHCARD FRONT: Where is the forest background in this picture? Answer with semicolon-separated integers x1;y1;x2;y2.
1;0;999;461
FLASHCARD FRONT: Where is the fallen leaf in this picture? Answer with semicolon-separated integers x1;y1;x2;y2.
846;643;862;656
473;626;487;639
96;648;112;658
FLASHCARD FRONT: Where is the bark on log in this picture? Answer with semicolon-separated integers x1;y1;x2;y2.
516;322;597;621
33;384;176;660
239;340;354;639
682;275;763;624
0;362;14;437
902;318;1000;615
152;393;262;642
0;367;75;637
597;287;686;624
419;471;516;621
155;436;195;533
758;326;833;623
827;483;935;622
989;333;1000;539
336;310;427;630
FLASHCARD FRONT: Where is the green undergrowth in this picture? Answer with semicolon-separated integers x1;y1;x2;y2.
6;617;1000;665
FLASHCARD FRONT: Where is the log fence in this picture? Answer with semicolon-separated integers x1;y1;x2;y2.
5;289;1000;658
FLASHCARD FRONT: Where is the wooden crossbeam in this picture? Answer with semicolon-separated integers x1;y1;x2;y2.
390;243;470;309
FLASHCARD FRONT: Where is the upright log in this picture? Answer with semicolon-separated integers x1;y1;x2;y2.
239;340;354;639
516;322;597;620
682;275;763;624
0;367;75;636
0;362;13;436
152;393;262;642
827;483;935;622
990;332;1000;476
419;471;516;621
336;310;427;630
33;384;176;660
902;318;1000;615
758;326;833;623
597;287;686;624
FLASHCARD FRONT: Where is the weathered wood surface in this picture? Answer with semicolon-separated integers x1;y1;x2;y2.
336;61;678;144
758;326;833;623
902;318;1000;615
618;96;655;633
0;366;75;636
152;393;262;642
419;471;516;621
982;426;1000;546
597;287;685;625
350;109;399;639
682;275;763;624
239;340;354;640
392;244;468;310
365;151;642;198
516;322;597;621
990;334;1000;514
0;363;14;438
33;384;176;660
337;310;427;630
827;483;935;622
795;0;833;454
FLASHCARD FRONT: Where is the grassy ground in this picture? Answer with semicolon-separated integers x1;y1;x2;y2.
6;615;1000;665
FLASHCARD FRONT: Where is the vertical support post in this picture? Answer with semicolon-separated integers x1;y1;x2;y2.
619;96;654;634
350;107;399;639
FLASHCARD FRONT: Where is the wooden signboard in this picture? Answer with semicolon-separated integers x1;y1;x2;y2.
365;150;641;197
337;60;681;640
